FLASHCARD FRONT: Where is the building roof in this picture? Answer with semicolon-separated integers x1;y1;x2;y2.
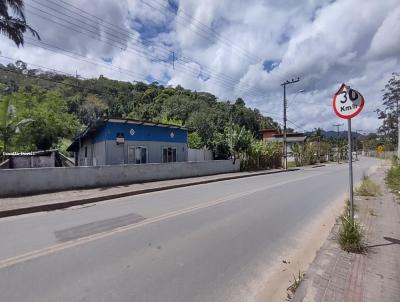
259;129;280;133
263;132;307;143
3;149;59;157
266;136;307;143
67;118;188;152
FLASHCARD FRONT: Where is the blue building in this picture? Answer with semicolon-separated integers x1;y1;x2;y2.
67;118;188;166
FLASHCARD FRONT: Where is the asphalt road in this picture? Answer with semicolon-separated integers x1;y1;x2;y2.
0;158;378;302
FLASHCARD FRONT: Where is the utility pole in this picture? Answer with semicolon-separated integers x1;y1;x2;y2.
333;123;344;163
281;77;300;170
354;129;363;161
354;130;358;161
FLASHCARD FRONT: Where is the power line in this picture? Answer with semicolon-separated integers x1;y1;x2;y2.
0;55;117;96
25;38;152;83
52;0;260;64
286;119;311;133
26;5;265;100
24;7;227;93
28;0;265;98
140;0;261;63
42;0;245;87
0;56;284;128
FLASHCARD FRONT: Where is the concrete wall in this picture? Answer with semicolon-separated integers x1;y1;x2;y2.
12;153;56;168
0;160;240;197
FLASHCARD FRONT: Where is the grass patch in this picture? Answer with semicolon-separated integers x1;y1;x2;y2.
355;174;381;197
286;271;305;300
287;161;297;168
337;211;366;253
386;163;400;196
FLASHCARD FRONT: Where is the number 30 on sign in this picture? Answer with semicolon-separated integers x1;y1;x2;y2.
333;83;365;119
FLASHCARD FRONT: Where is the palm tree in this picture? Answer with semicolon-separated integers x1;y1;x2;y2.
0;0;40;47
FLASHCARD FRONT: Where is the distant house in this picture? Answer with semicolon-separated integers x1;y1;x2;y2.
67;118;188;166
260;129;307;160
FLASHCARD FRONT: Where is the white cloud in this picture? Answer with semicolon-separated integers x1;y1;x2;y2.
0;0;399;132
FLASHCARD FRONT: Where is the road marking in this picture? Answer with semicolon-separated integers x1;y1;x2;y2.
0;171;328;270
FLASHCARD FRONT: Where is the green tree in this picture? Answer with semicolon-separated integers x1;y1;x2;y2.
10;86;80;151
0;62;284;155
225;124;253;163
188;131;204;149
0;83;34;152
0;0;40;46
377;73;400;150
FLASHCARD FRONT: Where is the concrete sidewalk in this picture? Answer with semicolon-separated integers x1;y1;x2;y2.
0;168;299;218
292;165;400;302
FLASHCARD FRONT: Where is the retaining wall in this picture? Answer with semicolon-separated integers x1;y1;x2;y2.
0;160;239;197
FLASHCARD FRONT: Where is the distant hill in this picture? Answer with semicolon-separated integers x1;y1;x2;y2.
0;61;280;154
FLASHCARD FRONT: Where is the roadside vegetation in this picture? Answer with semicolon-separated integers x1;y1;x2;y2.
385;161;400;197
291;132;332;166
355;174;382;197
337;210;366;253
286;270;305;300
0;62;343;169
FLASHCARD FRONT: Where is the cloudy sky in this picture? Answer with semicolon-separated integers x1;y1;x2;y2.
1;0;400;132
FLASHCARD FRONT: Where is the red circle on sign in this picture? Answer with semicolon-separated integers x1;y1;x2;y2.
333;86;365;120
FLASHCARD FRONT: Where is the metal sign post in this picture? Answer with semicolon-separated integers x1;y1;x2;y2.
333;84;365;221
347;119;354;219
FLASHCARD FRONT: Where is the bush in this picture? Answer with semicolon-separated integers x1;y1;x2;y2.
386;163;400;195
337;212;366;253
355;174;381;196
240;140;282;171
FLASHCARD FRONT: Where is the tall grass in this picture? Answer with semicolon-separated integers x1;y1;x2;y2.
337;212;366;253
386;163;400;196
355;174;381;197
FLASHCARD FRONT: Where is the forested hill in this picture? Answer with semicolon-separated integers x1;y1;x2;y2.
0;61;279;154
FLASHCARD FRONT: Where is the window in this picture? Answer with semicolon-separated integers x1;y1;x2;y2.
163;147;177;163
128;146;147;164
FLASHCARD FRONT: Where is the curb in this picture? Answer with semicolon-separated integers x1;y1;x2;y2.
311;164;326;168
0;168;300;218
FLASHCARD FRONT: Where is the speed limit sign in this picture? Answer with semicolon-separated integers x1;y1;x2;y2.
332;83;365;223
333;84;365;119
